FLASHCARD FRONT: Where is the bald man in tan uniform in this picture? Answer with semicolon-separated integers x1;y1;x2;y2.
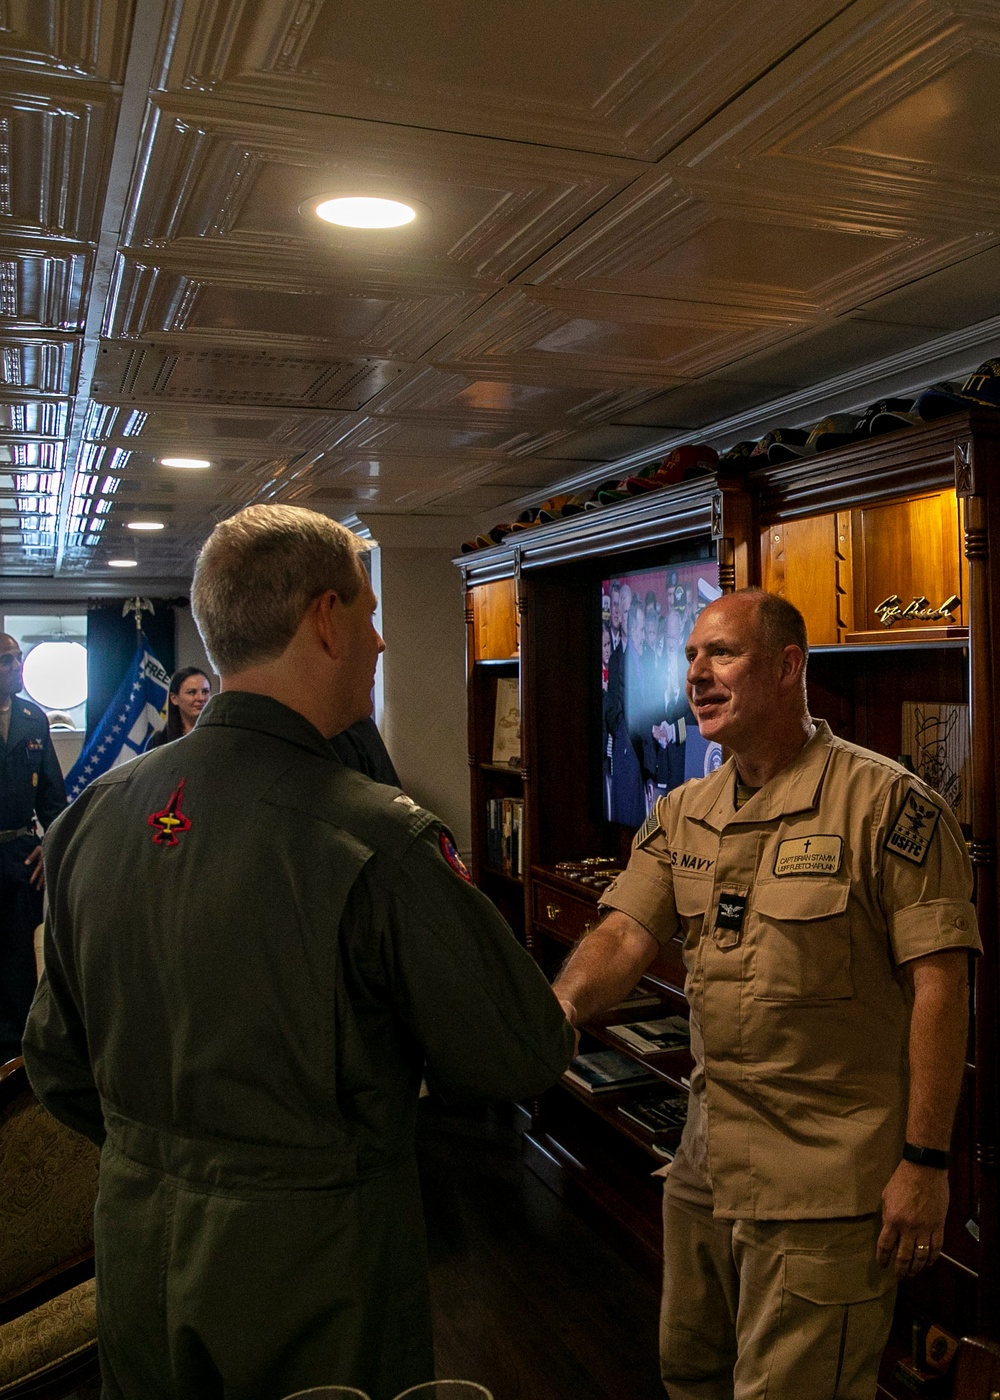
553;588;980;1400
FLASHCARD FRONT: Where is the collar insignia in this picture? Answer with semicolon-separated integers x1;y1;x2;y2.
147;779;192;847
715;891;747;931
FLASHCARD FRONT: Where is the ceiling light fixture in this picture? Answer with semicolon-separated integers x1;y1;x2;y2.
160;457;211;469
127;520;165;531
312;196;417;229
107;558;138;568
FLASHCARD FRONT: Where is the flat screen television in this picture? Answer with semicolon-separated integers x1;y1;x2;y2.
600;558;722;826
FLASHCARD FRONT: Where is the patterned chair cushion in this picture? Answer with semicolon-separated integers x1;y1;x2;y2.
0;1278;97;1391
0;1093;99;1300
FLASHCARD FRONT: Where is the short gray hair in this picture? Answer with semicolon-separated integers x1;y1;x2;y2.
192;505;368;675
739;587;809;663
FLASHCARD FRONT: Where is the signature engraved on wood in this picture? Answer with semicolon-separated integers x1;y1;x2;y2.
874;594;960;628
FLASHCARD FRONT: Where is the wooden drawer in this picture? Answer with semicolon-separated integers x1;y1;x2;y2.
533;882;600;945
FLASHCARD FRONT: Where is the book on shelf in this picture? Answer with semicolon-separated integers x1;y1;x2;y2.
492;676;521;765
607;1014;690;1055
652;1141;676;1162
617;1089;689;1135
485;796;524;877
564;1050;659;1095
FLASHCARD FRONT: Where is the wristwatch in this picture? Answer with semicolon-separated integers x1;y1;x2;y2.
902;1142;950;1170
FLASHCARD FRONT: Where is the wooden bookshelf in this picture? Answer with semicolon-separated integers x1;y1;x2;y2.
457;409;1000;1367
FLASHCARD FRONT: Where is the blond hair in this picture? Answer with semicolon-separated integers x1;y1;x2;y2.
192;505;368;675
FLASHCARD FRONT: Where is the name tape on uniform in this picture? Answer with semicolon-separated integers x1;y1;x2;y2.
885;788;941;865
670;850;715;873
774;835;843;877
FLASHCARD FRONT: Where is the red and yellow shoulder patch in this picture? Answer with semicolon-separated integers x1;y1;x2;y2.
147;779;192;847
439;829;472;882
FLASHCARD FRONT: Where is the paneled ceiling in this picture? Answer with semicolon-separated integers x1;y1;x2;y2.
4;0;1000;582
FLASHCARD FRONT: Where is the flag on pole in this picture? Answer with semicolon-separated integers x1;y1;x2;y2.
66;634;170;801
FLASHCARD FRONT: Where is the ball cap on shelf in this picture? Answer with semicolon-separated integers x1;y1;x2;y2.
460;532;500;553
717;439;756;465
536;493;588;521
654;442;719;483
868;397;926;434
596;443;717;504
809;398;914;451
751;427;809;458
916;360;1000;419
766;416;857;463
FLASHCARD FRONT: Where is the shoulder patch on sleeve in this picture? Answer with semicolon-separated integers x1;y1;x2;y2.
439;828;472;882
885;787;942;865
634;807;662;851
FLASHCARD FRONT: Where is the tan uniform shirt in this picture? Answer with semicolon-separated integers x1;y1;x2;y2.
601;720;981;1221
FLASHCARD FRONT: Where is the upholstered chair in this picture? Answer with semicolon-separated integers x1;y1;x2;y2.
0;1059;100;1398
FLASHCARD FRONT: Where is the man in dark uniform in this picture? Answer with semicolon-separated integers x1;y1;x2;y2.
0;631;67;1063
330;715;400;786
24;505;574;1400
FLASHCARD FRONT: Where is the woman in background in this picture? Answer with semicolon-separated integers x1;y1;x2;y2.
148;667;212;748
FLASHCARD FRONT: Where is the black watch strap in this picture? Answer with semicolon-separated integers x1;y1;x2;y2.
902;1141;950;1170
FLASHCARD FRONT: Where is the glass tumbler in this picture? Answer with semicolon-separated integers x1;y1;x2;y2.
393;1385;493;1400
280;1389;372;1399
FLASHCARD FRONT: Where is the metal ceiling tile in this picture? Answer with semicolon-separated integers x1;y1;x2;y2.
157;0;852;161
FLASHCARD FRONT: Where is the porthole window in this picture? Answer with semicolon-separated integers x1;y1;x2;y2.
22;641;88;711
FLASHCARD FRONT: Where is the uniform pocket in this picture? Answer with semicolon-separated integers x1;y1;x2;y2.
751;878;852;1001
672;873;711;948
784;1244;895;1305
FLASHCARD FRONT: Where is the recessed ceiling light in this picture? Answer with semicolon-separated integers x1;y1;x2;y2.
160;457;211;469
127;520;165;531
107;558;138;568
313;196;416;229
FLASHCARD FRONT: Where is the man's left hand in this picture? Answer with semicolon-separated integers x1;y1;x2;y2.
24;844;44;891
877;1160;948;1278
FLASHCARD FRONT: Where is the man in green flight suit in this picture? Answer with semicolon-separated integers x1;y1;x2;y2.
24;504;575;1400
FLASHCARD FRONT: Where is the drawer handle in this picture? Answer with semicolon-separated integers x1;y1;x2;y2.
546;903;561;921
583;921;594;935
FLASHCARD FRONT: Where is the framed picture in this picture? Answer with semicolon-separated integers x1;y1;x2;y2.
492;677;521;765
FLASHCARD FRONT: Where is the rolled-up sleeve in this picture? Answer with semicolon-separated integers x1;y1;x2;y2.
599;829;679;945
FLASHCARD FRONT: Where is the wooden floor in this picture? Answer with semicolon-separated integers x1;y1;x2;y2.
417;1099;666;1400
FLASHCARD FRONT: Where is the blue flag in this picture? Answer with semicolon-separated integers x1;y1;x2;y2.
66;635;170;800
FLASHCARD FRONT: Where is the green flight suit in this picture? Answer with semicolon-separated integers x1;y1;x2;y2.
24;693;574;1400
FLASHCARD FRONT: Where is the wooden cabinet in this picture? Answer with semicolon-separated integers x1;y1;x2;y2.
464;578;525;936
456;411;1000;1360
532;878;601;948
750;412;1000;1357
